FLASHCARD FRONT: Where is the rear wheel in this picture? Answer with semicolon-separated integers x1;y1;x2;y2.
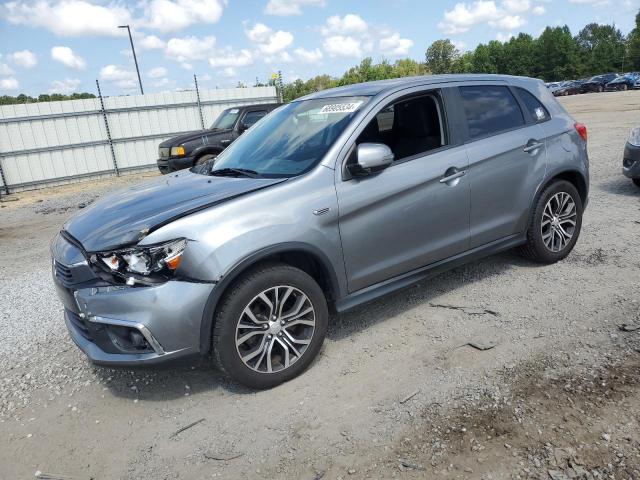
518;180;583;263
212;263;328;389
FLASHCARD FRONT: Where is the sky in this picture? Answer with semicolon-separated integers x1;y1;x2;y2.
0;0;639;97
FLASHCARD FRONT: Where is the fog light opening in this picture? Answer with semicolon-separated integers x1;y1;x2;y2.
106;325;154;353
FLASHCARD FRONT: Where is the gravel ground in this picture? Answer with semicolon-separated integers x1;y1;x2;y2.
0;91;639;480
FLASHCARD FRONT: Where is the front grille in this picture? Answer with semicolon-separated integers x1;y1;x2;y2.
159;147;170;158
66;309;92;341
54;260;75;286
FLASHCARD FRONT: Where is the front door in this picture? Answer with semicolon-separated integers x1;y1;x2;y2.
336;91;471;293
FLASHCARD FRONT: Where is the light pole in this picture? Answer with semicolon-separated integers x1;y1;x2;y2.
118;24;144;95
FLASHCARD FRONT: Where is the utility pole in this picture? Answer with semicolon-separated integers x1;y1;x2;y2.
118;24;144;95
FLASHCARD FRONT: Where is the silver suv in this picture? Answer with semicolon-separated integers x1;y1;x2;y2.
51;75;589;388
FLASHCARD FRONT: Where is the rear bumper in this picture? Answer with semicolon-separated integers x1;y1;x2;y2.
157;155;195;174
623;142;640;179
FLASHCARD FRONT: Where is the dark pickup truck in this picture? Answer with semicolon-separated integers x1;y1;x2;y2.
157;103;280;174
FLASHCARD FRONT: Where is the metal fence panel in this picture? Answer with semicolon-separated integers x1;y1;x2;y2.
0;85;277;192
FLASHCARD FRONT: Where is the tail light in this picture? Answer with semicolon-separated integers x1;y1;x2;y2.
574;122;587;142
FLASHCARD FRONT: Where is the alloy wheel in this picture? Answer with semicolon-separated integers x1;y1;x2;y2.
235;286;316;374
541;192;576;253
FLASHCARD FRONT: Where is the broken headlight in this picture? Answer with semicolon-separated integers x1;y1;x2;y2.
90;238;187;285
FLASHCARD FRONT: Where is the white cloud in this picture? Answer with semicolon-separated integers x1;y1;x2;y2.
49;77;81;94
452;39;467;51
208;49;253;67
379;33;414;56
51;46;86;70
151;77;175;89
99;64;138;89
140;0;226;33
165;36;216;62
323;35;363;58
438;0;544;34
0;77;19;91
264;0;324;16
438;1;499;34
0;62;14;76
496;32;515;41
502;0;530;13
4;0;132;37
220;67;236;77
321;14;368;36
148;67;168;78
245;23;294;55
8;50;37;68
489;14;526;30
138;35;166;50
294;47;323;63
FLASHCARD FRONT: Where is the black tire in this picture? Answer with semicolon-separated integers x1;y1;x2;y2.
212;263;328;389
518;180;583;263
633;178;640;188
195;153;218;166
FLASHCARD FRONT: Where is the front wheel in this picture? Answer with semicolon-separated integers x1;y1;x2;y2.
518;180;583;263
195;153;218;166
633;178;640;188
212;263;328;389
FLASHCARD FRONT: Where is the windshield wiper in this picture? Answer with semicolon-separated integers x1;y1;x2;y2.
209;167;262;178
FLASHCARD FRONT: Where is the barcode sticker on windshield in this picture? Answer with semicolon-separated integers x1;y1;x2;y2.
319;102;362;114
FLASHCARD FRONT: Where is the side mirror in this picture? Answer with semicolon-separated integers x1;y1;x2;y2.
238;122;249;133
348;143;394;177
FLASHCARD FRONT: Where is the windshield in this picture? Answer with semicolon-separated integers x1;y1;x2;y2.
205;96;368;178
211;108;240;130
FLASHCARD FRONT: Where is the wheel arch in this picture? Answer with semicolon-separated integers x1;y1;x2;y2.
191;147;223;165
198;243;341;354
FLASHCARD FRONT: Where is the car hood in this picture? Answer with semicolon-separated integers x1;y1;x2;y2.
158;129;232;148
63;170;286;252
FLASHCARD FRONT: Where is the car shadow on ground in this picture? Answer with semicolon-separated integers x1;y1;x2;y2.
599;177;640;197
98;250;543;400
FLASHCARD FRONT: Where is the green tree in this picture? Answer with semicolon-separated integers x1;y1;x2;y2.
503;33;536;77
425;39;459;74
626;11;640;70
535;26;580;81
576;23;626;75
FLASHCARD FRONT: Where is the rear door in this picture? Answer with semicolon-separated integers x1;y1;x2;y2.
455;83;547;248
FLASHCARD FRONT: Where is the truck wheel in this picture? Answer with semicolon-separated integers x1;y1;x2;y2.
212;263;328;389
518;180;583;264
195;154;217;166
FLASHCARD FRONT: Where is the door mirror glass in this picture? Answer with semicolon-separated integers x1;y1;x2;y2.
238;122;249;133
350;143;394;176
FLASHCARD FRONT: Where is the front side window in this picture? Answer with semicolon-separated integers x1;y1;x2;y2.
459;85;525;140
211;108;240;130
208;96;368;178
515;87;550;123
355;94;446;162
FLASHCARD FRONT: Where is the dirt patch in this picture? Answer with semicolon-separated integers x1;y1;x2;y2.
384;342;640;479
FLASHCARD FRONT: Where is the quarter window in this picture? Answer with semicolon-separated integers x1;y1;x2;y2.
459;85;525;140
515;88;550;123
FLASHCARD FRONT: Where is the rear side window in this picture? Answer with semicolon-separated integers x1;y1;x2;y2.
459;85;525;140
242;110;267;127
515;87;550;123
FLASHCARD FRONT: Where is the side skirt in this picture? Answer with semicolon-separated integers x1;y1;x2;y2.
334;233;526;314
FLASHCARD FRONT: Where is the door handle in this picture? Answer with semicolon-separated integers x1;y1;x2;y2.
220;139;231;145
523;141;543;153
439;170;467;184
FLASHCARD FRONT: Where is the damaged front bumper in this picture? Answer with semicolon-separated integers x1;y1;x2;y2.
51;233;215;367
